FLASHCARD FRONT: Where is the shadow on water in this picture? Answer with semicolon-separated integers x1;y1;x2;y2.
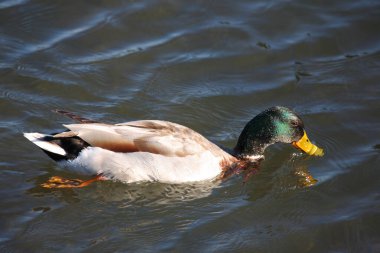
26;174;221;205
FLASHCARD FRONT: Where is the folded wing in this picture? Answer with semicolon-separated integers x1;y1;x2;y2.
64;120;227;158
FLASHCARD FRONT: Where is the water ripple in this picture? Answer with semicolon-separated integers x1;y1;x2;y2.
23;11;111;56
0;0;28;9
0;0;379;252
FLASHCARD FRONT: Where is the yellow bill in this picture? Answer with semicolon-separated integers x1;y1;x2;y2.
292;131;324;156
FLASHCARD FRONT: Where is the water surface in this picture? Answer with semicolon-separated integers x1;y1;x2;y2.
0;0;379;252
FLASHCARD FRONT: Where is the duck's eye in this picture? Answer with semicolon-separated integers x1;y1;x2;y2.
290;121;298;127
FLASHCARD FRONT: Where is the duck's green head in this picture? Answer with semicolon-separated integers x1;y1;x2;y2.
234;106;324;158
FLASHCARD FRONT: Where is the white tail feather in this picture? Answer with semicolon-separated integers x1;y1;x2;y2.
24;132;67;156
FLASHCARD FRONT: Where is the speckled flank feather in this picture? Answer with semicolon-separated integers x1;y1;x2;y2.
60;147;223;183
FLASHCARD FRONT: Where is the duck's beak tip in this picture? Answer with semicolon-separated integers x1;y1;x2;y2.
292;131;324;157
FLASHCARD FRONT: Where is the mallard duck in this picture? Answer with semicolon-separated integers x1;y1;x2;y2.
24;106;323;188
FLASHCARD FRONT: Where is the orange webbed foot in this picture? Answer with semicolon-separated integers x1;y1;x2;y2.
41;174;106;188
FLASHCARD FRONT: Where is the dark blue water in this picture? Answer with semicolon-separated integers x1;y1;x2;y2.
0;0;379;252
